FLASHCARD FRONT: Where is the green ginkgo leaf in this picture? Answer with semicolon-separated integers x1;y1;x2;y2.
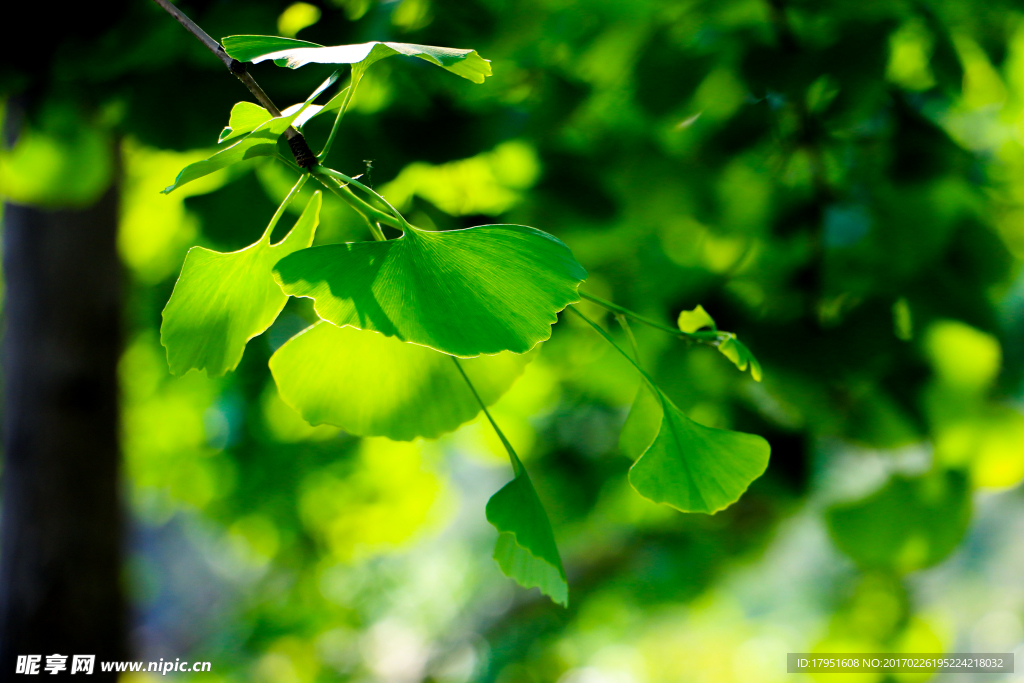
486;453;568;606
273;224;587;358
218;87;349;143
677;304;716;333
628;385;771;514
447;357;567;605
163;72;338;194
220;35;316;62
573;307;770;514
268;321;531;440
163;117;290;194
218;102;273;143
161;192;322;377
223;35;492;83
717;335;763;382
675;306;762;381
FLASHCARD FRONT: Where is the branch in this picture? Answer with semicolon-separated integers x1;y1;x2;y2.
151;0;316;167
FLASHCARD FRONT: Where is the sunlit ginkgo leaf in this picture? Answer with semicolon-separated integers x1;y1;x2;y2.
274;224;587;358
223;36;491;83
161;193;321;376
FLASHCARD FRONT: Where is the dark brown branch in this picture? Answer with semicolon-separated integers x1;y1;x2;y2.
151;0;316;167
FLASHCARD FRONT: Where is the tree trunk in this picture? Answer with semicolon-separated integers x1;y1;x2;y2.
0;171;125;678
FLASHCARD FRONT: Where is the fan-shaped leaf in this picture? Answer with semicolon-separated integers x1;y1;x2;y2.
446;356;567;605
220;35;317;63
269;321;531;440
223;35;492;83
628;386;770;513
486;454;567;606
218;102;273;143
161;192;322;377
718;335;763;381
162;72;337;194
677;304;716;333
675;307;761;381
218;88;349;144
573;307;769;514
162;118;290;194
273;224;587;358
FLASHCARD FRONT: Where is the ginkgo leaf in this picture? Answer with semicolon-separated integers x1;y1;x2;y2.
445;357;567;605
628;387;771;514
163;117;290;194
218;102;273;143
161;192;322;377
217;102;320;144
674;306;762;381
220;35;316;62
675;306;762;381
572;306;770;515
269;321;531;440
273;224;587;358
223;35;492;83
717;335;763;381
163;72;338;194
486;453;568;606
677;304;716;333
218;89;348;143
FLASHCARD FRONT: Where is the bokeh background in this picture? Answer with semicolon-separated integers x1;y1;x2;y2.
4;0;1024;680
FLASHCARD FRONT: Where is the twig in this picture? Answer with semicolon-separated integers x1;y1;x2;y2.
152;0;316;167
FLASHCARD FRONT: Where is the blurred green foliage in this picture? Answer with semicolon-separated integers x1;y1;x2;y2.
5;0;1024;680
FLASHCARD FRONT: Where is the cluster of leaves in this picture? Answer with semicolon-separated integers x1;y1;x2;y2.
10;0;1024;677
159;33;770;604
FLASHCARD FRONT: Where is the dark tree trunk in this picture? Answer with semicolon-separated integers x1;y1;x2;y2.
0;167;125;678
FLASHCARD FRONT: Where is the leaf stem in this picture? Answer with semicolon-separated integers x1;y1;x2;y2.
285;153;393;233
348;210;386;242
318;72;361;162
309;168;394;240
579;292;721;343
317;167;412;232
615;313;642;362
609;311;660;397
567;306;662;396
259;175;309;242
451;357;523;476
